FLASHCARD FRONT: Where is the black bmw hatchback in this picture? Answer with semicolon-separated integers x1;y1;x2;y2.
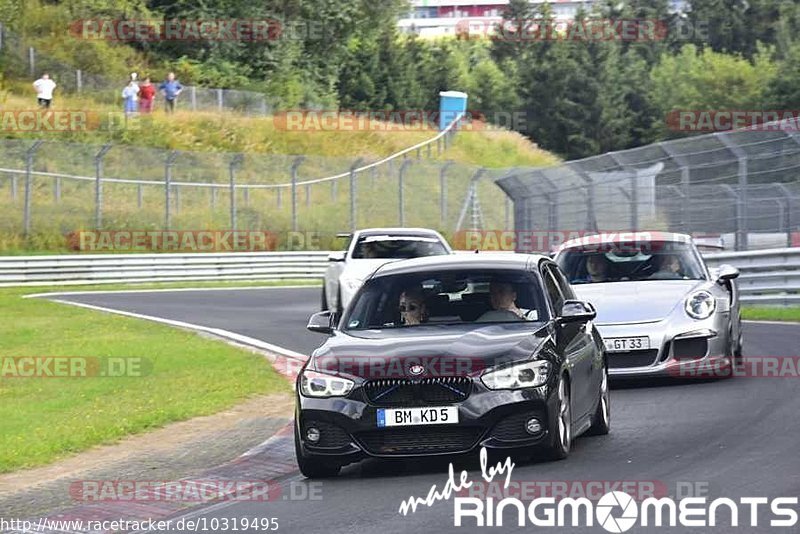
295;253;610;477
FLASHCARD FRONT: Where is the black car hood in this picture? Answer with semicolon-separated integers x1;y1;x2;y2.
310;323;551;379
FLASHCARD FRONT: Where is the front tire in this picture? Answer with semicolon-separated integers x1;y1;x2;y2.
294;423;341;479
587;365;611;436
543;376;571;460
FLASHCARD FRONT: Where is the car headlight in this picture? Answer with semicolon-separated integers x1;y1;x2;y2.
685;290;716;320
300;369;354;398
481;360;551;390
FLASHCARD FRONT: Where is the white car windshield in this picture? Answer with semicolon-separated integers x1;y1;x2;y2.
343;269;547;330
350;236;448;259
557;241;706;284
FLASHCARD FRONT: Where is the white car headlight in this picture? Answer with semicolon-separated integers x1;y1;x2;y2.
300;369;354;398
481;360;551;390
685;290;716;320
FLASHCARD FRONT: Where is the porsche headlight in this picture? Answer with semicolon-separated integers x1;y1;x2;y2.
685;290;716;320
481;360;551;390
300;369;354;398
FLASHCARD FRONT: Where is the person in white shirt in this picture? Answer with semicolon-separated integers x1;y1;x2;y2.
33;73;56;108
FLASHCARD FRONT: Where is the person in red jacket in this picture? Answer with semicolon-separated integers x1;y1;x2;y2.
138;77;156;113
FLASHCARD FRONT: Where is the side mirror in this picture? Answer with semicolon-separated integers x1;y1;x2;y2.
327;251;345;262
307;311;335;334
716;264;740;283
557;300;596;325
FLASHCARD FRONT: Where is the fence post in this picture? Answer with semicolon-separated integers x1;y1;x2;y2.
277;188;282;208
76;69;82;93
210;187;217;209
164;151;178;230
217;89;223;111
306;184;311;207
174;185;181;214
439;160;454;224
717;133;749;250
137;184;143;208
229;154;243;231
575;169;598;232
94;144;112;229
190;86;197;111
10;174;17;202
54;177;61;203
349;158;364;232
23;141;43;238
398;159;412;226
28;47;34;77
774;183;795;247
291;156;304;232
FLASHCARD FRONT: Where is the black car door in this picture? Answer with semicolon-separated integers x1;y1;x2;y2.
541;262;597;419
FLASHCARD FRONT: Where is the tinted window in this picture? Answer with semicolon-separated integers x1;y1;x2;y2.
350;236;448;259
548;264;576;300
343;269;547;330
541;268;564;314
556;241;705;284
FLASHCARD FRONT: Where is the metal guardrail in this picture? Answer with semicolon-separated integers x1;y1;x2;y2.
704;248;800;305
2;249;799;306
0;252;329;287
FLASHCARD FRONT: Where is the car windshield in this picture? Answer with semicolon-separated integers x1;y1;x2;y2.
343;269;547;330
350;236;448;259
556;241;706;284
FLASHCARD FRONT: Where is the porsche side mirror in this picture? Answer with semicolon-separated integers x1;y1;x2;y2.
327;251;345;262
307;311;335;334
557;300;596;325
716;264;740;283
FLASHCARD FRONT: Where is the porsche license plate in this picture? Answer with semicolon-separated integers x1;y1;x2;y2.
377;407;458;427
604;336;650;352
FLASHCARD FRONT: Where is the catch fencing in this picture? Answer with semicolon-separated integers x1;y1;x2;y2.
497;128;800;251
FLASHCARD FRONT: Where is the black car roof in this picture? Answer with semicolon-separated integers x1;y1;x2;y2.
371;252;548;277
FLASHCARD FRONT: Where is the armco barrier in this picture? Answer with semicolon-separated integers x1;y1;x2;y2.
704;248;800;306
0;252;329;287
1;249;799;306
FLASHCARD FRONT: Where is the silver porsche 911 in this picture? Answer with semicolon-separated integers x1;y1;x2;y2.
554;232;742;379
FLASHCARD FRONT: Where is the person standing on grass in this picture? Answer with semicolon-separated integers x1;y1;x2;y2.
159;72;183;113
138;77;156;113
33;73;56;108
122;79;139;116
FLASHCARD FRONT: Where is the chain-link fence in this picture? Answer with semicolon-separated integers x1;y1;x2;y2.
497;128;800;251
0;125;508;251
0;25;274;115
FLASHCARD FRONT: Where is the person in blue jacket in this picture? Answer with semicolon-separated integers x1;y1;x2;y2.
159;72;183;114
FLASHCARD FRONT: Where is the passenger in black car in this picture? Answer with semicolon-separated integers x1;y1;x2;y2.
398;287;428;325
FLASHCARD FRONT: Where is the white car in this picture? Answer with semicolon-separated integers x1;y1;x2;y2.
322;228;452;314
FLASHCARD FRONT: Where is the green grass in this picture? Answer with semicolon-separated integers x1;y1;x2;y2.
0;285;291;473
742;306;800;322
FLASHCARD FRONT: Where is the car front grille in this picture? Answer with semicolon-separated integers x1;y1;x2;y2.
608;349;659;369
673;338;708;360
363;377;472;406
354;426;484;455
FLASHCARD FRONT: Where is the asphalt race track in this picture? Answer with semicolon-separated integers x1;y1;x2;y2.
47;287;800;534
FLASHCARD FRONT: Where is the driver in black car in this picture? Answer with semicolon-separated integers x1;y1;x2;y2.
476;282;537;322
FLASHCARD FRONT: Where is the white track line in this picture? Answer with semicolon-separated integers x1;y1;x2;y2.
24;284;320;299
45;298;307;361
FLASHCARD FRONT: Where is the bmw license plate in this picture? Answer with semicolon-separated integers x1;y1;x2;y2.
604;336;650;352
377;407;459;427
